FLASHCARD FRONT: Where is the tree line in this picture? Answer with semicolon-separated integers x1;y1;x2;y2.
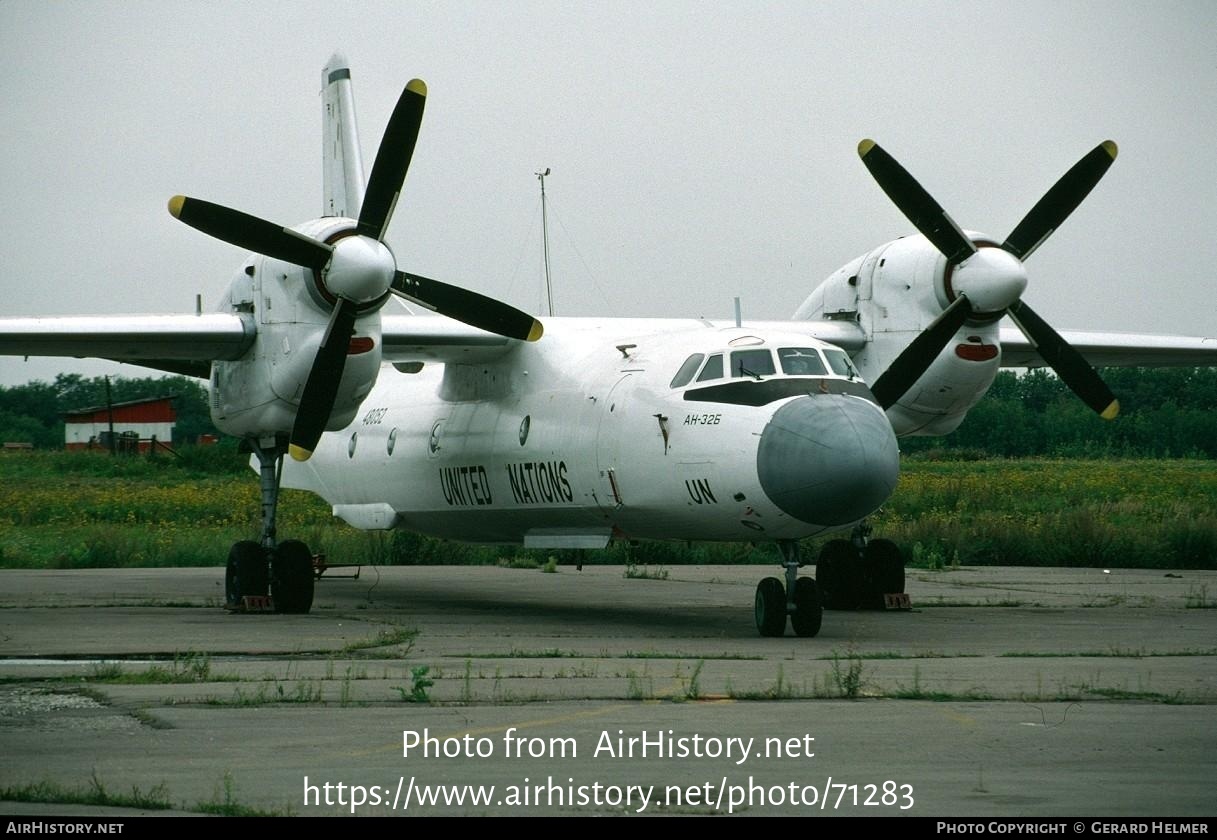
898;367;1217;458
0;367;1214;456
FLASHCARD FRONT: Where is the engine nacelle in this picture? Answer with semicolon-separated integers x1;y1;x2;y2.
795;233;1004;436
207;216;387;439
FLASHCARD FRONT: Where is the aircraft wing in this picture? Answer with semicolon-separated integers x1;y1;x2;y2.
380;314;515;363
0;313;256;378
999;327;1217;368
0;311;519;378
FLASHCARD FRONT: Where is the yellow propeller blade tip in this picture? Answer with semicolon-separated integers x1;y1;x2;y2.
288;444;313;462
407;78;427;97
858;139;876;158
1101;140;1118;160
1101;400;1120;421
168;195;185;218
526;320;545;342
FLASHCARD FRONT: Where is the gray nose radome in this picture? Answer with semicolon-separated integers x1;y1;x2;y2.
757;395;899;526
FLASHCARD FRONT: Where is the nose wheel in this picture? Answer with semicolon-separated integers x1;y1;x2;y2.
754;540;823;637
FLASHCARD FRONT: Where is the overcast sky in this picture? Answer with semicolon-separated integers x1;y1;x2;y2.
2;0;1214;386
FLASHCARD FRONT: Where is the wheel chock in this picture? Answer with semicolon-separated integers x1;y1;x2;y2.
883;593;912;610
224;595;274;613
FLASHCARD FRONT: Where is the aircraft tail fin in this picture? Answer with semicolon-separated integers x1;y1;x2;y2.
322;52;366;218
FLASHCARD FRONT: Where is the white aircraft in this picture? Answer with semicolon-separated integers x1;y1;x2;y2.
3;56;1214;636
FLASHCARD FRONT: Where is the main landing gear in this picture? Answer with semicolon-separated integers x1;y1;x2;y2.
815;523;905;611
225;438;315;614
754;540;823;638
753;526;909;637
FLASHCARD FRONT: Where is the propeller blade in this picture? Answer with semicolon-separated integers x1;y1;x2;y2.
857;140;977;264
168;196;332;271
358;79;427;241
1002;141;1118;260
1007;299;1119;419
869;295;974;410
391;271;544;342
289;298;360;461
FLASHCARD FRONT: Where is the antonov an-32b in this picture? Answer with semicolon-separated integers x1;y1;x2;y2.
3;55;1214;636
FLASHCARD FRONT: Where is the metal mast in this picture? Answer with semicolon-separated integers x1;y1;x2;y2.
536;167;554;316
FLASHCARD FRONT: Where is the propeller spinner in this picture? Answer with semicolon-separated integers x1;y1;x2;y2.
169;79;543;461
859;139;1119;420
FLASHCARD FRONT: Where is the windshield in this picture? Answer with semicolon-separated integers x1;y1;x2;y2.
824;348;860;379
670;353;704;388
777;347;828;376
731;349;775;378
696;354;724;382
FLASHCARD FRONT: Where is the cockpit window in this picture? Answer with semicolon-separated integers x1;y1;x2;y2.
670;353;705;388
731;349;776;379
777;347;828;376
696;353;724;382
824;348;860;379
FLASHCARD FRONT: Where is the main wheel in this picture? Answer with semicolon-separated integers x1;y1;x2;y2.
789;577;823;637
272;539;315;614
225;540;267;608
754;577;787;637
864;538;905;609
817;539;860;610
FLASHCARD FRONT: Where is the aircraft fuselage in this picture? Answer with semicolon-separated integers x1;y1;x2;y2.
283;319;901;547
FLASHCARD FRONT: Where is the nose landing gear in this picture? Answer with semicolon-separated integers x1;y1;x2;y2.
754;540;823;637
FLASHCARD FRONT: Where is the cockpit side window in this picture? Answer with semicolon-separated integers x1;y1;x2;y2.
670;353;705;388
777;347;828;376
696;353;724;382
731;349;776;378
824;348;860;379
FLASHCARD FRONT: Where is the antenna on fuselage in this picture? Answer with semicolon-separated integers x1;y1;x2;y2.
734;296;742;328
536;167;554;316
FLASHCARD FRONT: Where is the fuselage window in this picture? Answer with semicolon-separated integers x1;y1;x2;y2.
670;353;705;388
778;347;828;376
731;349;775;378
696;353;724;382
824;348;860;379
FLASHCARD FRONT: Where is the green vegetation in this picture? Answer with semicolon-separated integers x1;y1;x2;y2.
197;771;294;816
197;680;325;707
681;659;705;700
339;623;418;657
829;650;866;699
0;772;172;811
398;665;434;703
86;652;226;684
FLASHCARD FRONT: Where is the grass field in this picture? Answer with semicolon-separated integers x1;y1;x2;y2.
1;449;1214;570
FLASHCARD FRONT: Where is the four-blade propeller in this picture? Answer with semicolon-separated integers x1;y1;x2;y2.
169;79;543;461
860;139;1119;420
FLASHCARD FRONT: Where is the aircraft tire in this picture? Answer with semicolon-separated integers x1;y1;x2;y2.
790;577;823;638
864;539;905;608
225;540;268;608
272;539;315;614
817;539;860;610
754;577;787;637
